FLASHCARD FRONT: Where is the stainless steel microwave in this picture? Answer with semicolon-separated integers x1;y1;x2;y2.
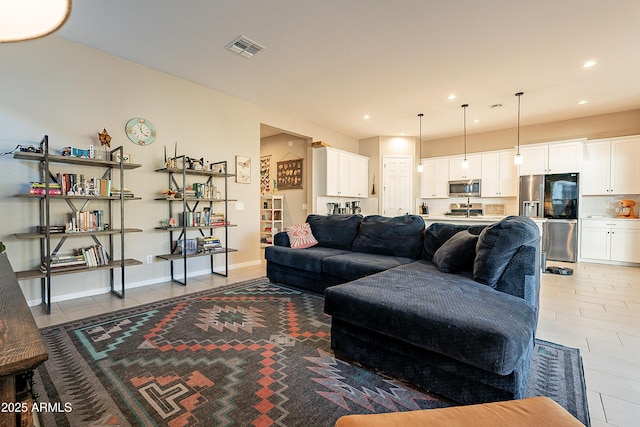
448;179;481;197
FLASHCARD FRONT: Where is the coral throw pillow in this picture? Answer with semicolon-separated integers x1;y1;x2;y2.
285;222;318;249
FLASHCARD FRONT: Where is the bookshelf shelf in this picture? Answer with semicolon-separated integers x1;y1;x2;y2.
156;157;236;285
15;228;143;240
14;151;142;169
154;225;237;231
13;135;142;313
155;248;238;261
14;194;142;201
15;259;143;281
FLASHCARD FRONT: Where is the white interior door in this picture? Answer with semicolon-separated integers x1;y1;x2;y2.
382;155;413;216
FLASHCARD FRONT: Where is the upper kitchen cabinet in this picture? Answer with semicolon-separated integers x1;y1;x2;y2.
582;136;640;195
448;154;481;180
481;150;518;197
420;157;449;198
314;146;369;198
518;139;584;175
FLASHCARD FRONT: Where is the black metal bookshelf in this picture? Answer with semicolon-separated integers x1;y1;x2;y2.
155;157;236;285
13;135;142;314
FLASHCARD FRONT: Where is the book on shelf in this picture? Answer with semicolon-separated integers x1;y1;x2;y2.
68;210;105;232
54;173;112;197
79;245;109;267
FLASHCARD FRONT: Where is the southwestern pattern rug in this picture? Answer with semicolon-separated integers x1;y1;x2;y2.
33;279;589;426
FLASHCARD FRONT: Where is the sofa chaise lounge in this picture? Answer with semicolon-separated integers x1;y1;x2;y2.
265;214;541;404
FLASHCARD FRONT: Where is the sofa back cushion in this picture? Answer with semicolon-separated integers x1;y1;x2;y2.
306;214;362;250
423;223;486;261
473;216;540;287
351;215;425;258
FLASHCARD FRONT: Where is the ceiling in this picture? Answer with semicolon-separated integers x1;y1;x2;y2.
57;0;640;141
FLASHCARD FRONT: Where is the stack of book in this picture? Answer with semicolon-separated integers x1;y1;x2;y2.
197;236;222;253
210;213;227;226
38;225;66;234
176;188;196;199
40;254;87;272
110;188;135;198
29;182;62;196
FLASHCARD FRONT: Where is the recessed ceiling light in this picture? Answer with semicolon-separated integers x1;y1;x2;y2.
362;114;370;120
578;100;588;105
473;119;480;123
583;60;597;68
448;95;456;100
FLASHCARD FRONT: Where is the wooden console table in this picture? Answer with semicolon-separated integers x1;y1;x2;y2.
0;252;48;427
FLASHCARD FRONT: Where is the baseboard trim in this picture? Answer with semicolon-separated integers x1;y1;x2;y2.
26;259;263;307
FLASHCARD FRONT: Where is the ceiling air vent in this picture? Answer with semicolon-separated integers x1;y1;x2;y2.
226;35;266;58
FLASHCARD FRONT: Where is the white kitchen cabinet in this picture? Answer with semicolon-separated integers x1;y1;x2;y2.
519;140;583;175
582;136;640;195
348;153;369;197
581;219;640;264
448;154;481;180
481;150;518;197
314;147;368;198
420;157;449;198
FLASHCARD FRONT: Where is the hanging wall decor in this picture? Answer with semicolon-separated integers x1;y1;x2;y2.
260;155;271;194
235;155;251;184
276;158;303;190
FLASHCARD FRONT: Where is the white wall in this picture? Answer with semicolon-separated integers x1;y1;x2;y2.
0;36;358;304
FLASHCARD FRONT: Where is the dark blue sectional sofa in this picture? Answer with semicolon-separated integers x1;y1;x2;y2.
265;214;541;405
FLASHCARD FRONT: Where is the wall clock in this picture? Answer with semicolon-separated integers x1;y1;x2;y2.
125;118;156;145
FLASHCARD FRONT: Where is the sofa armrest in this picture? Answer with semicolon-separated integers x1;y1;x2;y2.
495;245;541;326
273;231;291;247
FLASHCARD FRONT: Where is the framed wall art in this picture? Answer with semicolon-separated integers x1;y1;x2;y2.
260;155;271;194
235;155;251;184
276;158;303;190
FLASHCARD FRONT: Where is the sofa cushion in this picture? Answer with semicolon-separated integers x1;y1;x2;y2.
322;252;416;282
285;222;318;249
432;230;479;273
351;215;425;259
307;214;362;250
264;245;350;273
324;260;537;375
423;223;485;261
473;216;540;288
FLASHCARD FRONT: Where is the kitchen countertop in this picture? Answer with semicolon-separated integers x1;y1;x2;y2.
420;215;548;223
420;215;507;222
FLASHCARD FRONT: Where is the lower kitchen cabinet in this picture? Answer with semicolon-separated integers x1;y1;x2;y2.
581;218;640;264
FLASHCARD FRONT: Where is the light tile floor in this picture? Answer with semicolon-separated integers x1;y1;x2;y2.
31;261;640;426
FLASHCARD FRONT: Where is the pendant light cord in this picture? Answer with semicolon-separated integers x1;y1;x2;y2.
461;104;468;160
418;113;423;159
516;92;523;154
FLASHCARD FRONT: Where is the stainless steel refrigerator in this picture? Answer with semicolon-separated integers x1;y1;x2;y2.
519;173;579;262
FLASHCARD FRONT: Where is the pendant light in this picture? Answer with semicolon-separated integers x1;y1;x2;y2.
0;0;72;43
461;104;469;169
514;92;524;165
417;113;424;173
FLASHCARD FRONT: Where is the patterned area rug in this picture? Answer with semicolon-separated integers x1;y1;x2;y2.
33;279;589;426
